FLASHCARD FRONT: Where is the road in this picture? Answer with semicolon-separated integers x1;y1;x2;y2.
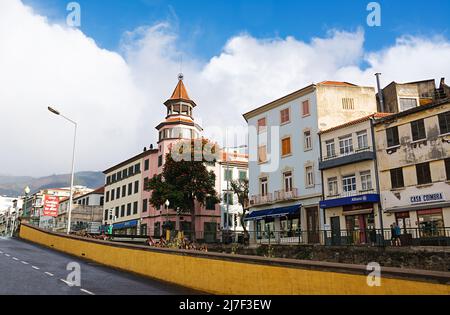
0;237;199;295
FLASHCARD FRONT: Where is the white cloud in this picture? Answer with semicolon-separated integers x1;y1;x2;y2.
1;0;449;177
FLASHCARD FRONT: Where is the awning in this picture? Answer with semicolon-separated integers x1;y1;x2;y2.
384;201;450;213
245;204;301;221
113;219;138;230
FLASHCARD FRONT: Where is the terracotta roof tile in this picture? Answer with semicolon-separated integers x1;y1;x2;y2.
170;79;191;101
318;81;357;87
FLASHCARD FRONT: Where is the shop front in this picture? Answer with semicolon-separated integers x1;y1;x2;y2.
320;193;380;246
113;219;138;235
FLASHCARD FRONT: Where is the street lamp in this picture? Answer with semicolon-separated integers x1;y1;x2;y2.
48;106;77;235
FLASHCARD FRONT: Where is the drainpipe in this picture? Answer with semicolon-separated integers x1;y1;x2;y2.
370;117;385;246
375;73;385;113
318;132;326;244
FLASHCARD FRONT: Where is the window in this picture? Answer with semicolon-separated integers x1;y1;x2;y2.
327;177;338;196
445;158;450;180
104;210;108;221
260;177;268;196
304;130;312;151
283;171;293;192
117;171;122;181
281;137;292;156
144;159;149;171
239;170;247;181
143;177;149;191
416;162;432;185
128;183;132;196
257;118;267;133
438;111;450;135
342;175;356;193
280;108;290;124
106;176;111;185
325;140;335;158
133;202;138;215
100;196;104;206
302;100;310;116
134;163;141;174
105;191;110;203
386;127;400;147
399;98;417;111
121;205;125;217
116;187;120;200
223;192;233;205
258;145;267;163
111;174;116;182
411;119;426;141
206;196;216;210
122;169;128;179
224;169;233;181
390;168;404;189
360;171;372;191
111;188;115;201
357;130;368;150
122;185;126;197
158;155;163;167
134;180;139;194
127;203;131;216
342;98;354;110
128;166;134;176
305;166;314;187
339;135;353;155
115;207;119;218
143;199;148;212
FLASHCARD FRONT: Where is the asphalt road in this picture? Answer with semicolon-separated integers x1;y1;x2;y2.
0;237;199;295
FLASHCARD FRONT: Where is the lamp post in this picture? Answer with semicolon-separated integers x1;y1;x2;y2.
48;106;77;235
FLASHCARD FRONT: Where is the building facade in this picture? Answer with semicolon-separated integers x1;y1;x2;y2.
374;99;450;243
318;113;391;245
243;81;378;244
55;187;104;233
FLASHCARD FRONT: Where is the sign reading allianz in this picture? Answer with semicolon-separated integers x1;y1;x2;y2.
410;192;445;204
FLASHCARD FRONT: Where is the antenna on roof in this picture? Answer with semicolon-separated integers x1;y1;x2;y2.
178;54;184;81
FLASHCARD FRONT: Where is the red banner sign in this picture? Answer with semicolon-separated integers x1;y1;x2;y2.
43;195;60;217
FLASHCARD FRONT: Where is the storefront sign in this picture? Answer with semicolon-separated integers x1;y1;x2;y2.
319;194;379;209
410;193;444;204
43;195;60;217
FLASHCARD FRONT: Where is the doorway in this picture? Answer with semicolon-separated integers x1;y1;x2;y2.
330;216;341;245
306;206;319;244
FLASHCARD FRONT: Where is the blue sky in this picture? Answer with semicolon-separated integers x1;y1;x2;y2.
23;0;450;61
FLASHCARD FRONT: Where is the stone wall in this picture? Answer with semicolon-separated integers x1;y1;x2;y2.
207;244;450;272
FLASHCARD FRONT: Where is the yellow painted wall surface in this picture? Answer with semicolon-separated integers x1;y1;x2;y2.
20;225;450;295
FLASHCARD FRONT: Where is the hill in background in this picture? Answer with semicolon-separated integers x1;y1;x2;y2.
0;171;105;197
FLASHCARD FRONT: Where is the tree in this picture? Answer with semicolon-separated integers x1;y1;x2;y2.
230;178;250;242
145;139;220;242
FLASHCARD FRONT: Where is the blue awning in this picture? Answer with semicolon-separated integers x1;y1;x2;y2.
113;219;138;230
245;204;301;221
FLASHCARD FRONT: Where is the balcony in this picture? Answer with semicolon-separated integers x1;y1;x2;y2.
250;193;273;207
319;146;375;170
274;188;299;202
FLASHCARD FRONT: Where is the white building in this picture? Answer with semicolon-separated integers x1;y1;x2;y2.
0;197;22;236
243;81;378;244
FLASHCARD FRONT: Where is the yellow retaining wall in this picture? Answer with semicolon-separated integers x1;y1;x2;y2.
20;224;450;295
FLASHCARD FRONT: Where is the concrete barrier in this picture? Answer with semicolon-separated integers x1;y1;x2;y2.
19;224;450;295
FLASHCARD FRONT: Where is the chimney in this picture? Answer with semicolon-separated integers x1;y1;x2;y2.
440;77;446;88
375;73;385;112
150;144;154;150
143;147;147;152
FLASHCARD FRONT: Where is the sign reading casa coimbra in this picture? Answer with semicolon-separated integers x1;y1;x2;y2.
410;193;444;204
43;195;60;217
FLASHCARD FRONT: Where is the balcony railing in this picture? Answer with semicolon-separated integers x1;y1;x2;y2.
325;188;376;200
274;188;299;201
319;146;375;170
250;193;273;206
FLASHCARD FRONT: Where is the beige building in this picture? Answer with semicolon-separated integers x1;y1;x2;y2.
103;148;158;235
374;99;450;244
318;113;391;245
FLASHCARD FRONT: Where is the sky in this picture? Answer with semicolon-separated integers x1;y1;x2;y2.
1;0;450;177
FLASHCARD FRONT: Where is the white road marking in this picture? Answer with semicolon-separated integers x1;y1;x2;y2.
60;279;74;287
44;272;54;277
21;261;29;265
80;288;95;295
12;257;19;261
5;254;10;257
31;266;40;270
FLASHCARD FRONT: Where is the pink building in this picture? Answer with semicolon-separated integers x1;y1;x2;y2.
140;75;222;242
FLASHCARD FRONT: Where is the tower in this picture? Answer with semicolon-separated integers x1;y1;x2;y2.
155;74;203;171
